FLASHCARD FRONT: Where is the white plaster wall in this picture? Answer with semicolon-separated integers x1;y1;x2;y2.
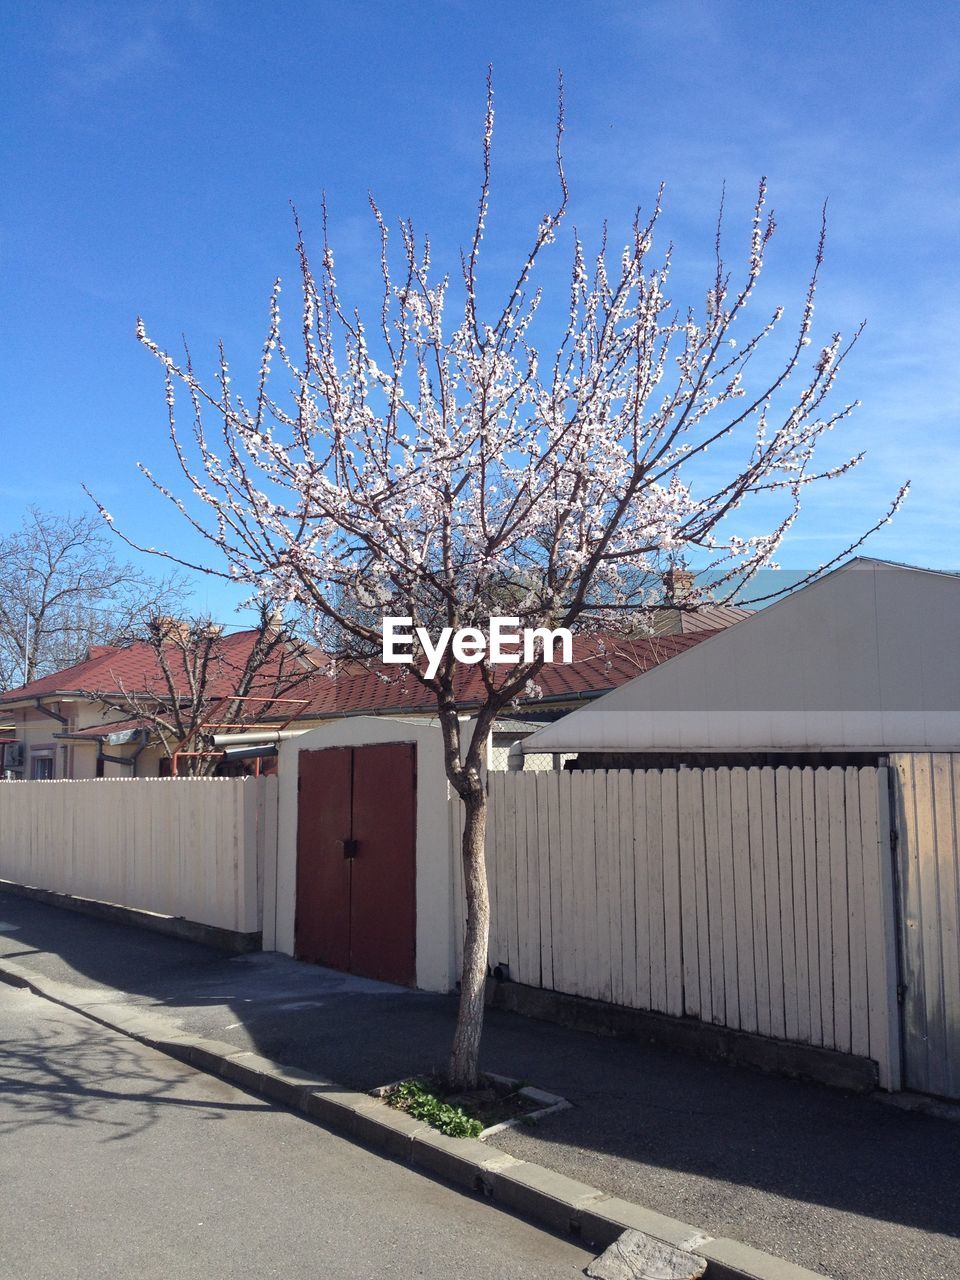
6;701;149;778
10;706;68;777
268;716;457;993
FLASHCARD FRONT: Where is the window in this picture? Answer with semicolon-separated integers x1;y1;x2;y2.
30;754;54;780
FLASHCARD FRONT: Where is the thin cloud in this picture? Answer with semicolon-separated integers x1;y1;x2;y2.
45;2;209;99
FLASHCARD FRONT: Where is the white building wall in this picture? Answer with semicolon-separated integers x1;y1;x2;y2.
526;562;960;755
5;700;190;779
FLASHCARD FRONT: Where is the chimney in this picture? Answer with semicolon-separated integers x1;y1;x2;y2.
662;567;696;603
85;644;119;661
148;615;192;646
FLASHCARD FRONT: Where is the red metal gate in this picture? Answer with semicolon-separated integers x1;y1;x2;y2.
295;742;416;985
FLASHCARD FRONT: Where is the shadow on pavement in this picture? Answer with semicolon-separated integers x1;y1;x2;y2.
0;1004;269;1141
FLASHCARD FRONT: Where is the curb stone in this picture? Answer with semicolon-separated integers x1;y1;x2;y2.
479;1073;572;1137
0;956;830;1280
586;1228;707;1280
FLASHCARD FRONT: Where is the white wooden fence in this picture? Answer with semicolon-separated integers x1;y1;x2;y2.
0;778;276;935
892;752;960;1099
458;765;901;1089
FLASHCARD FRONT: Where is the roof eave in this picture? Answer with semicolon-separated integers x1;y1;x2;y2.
0;690;91;709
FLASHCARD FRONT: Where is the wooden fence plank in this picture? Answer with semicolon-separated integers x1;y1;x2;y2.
571;771;589;998
787;768;810;1043
946;756;960;1099
747;768;771;1038
489;773;505;970
502;772;521;978
515;775;533;987
691;769;712;1022
535;768;547;988
487;774;500;971
916;754;948;1096
582;774;601;1001
801;768;822;1045
894;754;926;1090
702;768;726;1026
558;767;576;995
605;770;624;1006
859;767;897;1090
874;767;902;1092
633;771;652;1011
594;771;613;1004
481;778;494;969
542;771;560;993
730;767;756;1034
483;773;499;962
776;768;799;1043
525;774;542;989
761;766;785;1041
945;756;960;1099
661;770;684;1018
846;768;870;1059
645;771;667;1013
716;768;739;1030
931;754;960;1099
619;771;639;1009
892;752;960;1098
828;766;852;1055
678;768;701;1020
814;767;835;1048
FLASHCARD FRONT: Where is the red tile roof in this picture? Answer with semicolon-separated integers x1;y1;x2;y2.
295;631;714;718
1;626;725;723
0;630;308;708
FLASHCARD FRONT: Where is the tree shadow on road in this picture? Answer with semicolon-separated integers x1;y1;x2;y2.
0;1003;267;1142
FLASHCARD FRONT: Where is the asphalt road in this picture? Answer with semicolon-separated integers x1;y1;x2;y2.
0;985;593;1280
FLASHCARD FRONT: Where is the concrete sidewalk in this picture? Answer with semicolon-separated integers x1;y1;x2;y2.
0;889;956;1280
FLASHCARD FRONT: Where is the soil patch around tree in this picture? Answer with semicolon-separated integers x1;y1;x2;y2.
375;1072;569;1139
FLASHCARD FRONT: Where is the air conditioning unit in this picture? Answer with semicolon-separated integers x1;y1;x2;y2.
5;741;25;770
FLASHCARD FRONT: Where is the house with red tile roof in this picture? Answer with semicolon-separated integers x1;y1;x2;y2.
213;626;742;772
0;598;748;778
0;621;315;779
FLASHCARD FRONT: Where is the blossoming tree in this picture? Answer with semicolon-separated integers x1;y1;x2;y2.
99;80;904;1087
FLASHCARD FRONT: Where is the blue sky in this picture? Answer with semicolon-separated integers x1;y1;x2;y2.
2;1;958;624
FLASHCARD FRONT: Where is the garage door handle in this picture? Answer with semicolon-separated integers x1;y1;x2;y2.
340;838;359;859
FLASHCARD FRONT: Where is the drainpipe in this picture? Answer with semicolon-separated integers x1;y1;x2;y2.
33;699;68;727
219;743;279;764
130;739;149;777
96;730;150;776
209;728;308;749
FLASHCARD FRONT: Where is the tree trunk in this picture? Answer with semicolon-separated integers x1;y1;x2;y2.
447;785;489;1089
